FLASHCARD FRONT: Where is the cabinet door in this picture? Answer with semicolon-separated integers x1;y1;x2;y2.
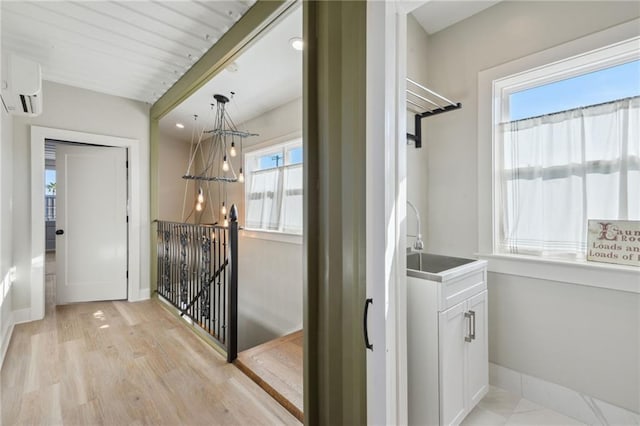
466;290;489;407
438;300;467;425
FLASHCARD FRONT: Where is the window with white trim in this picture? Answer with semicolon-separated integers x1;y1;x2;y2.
493;39;640;259
244;139;303;234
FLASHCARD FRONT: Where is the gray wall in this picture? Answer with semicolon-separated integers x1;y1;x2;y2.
488;273;639;412
407;1;640;412
157;135;194;222
11;81;150;310
406;15;430;250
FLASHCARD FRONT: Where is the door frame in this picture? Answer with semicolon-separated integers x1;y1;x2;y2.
30;126;142;320
366;2;410;424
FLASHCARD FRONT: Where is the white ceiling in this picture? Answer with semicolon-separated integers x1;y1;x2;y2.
411;0;501;35
159;5;302;142
1;1;255;104
1;0;491;141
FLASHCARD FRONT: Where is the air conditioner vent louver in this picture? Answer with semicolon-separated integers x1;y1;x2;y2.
1;53;43;117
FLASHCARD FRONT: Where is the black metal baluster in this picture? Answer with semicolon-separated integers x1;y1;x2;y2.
192;226;196;322
222;225;227;345
213;226;218;337
217;226;222;340
208;228;213;333
189;225;194;321
156;223;161;297
171;224;175;305
173;224;177;306
227;210;238;362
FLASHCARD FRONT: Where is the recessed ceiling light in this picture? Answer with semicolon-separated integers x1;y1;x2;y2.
176;123;185;129
226;62;239;73
289;37;303;51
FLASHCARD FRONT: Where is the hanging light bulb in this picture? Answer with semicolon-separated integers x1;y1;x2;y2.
221;202;227;215
222;155;229;172
197;187;204;203
196;202;203;212
223;216;229;227
238;168;245;183
230;142;237;157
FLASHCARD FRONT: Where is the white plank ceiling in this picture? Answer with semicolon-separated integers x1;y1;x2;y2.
1;1;255;103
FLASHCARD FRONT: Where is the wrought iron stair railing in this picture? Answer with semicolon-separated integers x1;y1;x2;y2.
156;213;238;362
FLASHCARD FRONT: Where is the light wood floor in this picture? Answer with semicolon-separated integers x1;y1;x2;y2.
235;331;303;422
1;255;300;425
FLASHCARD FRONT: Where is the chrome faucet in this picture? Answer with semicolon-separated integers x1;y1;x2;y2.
407;201;424;251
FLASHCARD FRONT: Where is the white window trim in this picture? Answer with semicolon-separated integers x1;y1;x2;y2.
478;19;640;293
242;132;303;242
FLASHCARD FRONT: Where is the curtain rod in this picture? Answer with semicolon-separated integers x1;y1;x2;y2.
504;94;639;125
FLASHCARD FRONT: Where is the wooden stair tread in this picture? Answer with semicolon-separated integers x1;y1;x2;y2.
235;330;303;422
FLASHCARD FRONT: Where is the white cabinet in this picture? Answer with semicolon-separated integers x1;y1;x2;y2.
407;253;488;426
437;291;489;425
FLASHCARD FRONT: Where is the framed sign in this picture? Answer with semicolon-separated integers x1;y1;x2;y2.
587;220;640;267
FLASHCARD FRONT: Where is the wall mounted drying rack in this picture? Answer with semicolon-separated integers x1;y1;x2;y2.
406;78;461;148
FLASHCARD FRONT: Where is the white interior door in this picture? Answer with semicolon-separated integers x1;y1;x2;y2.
56;143;128;304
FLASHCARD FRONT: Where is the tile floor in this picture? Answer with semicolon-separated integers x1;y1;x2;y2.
462;386;586;426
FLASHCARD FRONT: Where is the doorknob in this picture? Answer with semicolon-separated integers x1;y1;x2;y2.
55;229;64;235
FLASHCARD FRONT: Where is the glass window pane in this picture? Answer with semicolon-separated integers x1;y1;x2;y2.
288;146;303;165
258;152;284;170
509;60;640;121
244;140;303;234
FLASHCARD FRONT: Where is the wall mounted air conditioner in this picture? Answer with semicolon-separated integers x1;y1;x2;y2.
1;53;43;117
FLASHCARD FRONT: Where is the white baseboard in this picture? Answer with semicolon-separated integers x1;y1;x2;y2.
128;288;151;302
489;363;640;425
13;308;32;324
1;308;32;369
0;321;15;369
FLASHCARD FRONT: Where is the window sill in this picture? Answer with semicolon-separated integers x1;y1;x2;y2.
240;228;303;245
477;253;640;294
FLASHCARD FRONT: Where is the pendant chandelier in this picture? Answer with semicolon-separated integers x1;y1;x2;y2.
182;93;257;226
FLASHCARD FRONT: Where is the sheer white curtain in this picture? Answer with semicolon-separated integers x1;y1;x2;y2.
498;96;640;257
280;164;303;234
245;163;303;233
246;168;282;230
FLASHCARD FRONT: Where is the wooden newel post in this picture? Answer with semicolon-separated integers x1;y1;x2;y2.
227;204;239;363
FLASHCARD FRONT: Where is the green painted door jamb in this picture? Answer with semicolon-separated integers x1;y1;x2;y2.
304;1;368;424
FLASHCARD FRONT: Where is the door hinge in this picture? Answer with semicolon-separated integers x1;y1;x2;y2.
126;270;129;279
126;215;129;223
126;160;129;168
